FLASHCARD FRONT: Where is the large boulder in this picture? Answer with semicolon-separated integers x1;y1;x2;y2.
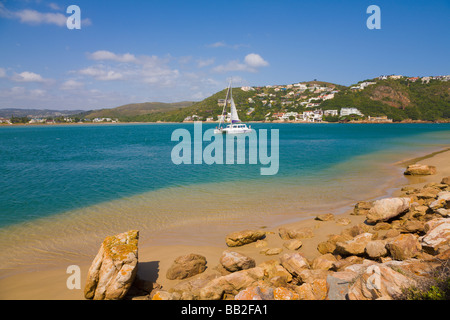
225;229;265;247
84;230;139;300
429;191;450;210
317;234;352;254
335;233;374;256
420;218;450;255
386;234;422;261
220;250;255;272
326;270;358;300
295;279;328;300
311;253;337;271
347;263;415;300
199;267;265;300
166;253;207;280
169;272;219;300
279;226;314;240
234;286;274;300
365;240;388;259
366;197;411;224
404;164;436;176
352;201;373;216
279;253;310;279
441;176;450;185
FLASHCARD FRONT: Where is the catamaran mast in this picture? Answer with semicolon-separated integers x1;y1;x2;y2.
218;80;232;129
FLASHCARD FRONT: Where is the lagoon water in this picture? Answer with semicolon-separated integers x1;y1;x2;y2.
0;123;450;274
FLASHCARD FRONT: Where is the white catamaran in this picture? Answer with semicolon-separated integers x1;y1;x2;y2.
214;82;253;134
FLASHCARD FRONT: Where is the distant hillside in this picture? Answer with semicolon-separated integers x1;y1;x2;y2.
0;108;85;118
320;78;450;121
83;101;195;119
120;88;257;122
3;77;448;123
133;77;448;123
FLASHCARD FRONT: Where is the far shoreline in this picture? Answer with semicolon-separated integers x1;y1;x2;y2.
2;120;450;127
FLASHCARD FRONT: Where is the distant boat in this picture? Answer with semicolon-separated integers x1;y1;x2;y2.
214;81;253;134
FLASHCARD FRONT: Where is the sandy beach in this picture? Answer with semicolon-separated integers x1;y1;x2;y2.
1;147;449;300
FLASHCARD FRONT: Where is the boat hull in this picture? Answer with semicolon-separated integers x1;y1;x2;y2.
214;127;253;134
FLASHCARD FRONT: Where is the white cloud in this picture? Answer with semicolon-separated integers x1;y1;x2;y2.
79;67;123;81
197;58;215;68
80;51;181;86
212;53;269;73
244;53;269;68
0;68;6;78
206;41;249;49
48;3;63;11
15;9;67;26
207;41;226;48
60;79;84;90
0;3;91;27
12;71;47;83
30;89;46;97
88;51;137;63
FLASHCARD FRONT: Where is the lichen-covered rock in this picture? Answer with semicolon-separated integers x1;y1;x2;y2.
273;287;300;300
295;279;328;300
366;197;411;224
225;230;265;247
84;230;139;300
234;286;273;300
404;164;436;176
166;253;207;280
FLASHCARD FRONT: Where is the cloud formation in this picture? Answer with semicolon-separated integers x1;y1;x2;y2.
0;3;91;27
11;71;47;83
213;53;269;73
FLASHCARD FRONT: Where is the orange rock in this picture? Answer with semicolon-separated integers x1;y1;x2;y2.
274;287;299;300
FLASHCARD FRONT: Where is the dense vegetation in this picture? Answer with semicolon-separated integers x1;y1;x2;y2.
120;78;449;123
321;79;450;122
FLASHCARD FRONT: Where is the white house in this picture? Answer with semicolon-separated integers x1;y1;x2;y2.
282;112;299;120
340;108;364;117
324;110;338;117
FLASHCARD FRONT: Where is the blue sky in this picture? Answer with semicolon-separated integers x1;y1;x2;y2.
0;0;449;110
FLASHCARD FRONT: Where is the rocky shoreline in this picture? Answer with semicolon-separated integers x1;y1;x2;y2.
84;163;450;300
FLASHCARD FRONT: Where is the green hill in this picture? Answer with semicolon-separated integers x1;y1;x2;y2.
83;77;450;123
83;101;195;119
320;78;450;121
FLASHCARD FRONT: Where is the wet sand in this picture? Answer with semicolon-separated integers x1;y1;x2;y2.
1;148;449;300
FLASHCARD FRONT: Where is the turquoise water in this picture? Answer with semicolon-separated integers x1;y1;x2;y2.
0;123;450;229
